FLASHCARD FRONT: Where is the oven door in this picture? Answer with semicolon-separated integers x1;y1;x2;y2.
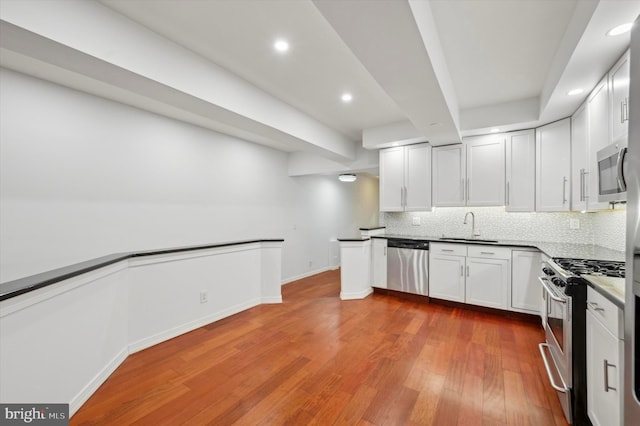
538;276;573;424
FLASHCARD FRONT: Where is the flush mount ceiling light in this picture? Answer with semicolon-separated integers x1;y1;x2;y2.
568;88;584;96
341;92;353;103
338;174;357;182
607;23;633;36
274;39;289;52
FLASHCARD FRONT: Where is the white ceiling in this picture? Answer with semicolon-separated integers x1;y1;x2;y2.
1;0;639;166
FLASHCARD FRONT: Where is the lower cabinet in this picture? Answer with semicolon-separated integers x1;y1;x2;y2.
371;238;387;288
586;288;623;426
511;249;542;313
429;252;466;302
429;243;511;310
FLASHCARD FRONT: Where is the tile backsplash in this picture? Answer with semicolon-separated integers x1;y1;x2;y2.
381;206;626;252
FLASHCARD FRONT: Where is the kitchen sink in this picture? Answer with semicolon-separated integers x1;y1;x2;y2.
439;237;499;243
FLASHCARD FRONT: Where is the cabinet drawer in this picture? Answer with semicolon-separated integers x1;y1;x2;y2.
587;287;623;339
467;245;511;260
430;243;467;256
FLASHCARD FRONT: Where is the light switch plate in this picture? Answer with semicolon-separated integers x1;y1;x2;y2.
569;219;580;230
412;216;421;226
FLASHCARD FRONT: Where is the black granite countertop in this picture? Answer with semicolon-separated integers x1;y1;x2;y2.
0;239;285;301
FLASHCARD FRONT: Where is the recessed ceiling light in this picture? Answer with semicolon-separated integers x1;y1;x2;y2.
490;128;500;133
568;88;584;96
607;23;633;36
274;39;289;52
341;93;353;103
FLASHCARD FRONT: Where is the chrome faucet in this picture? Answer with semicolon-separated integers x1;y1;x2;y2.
463;211;480;239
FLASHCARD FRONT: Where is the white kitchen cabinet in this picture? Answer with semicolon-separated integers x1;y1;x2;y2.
465;134;505;206
430;243;510;310
586;287;624;426
510;249;541;313
371;238;387;288
610;49;630;144
429;243;466;302
536;118;571;211
379;144;431;212
587;76;611;211
571;103;589;212
432;135;505;207
505;129;535;212
432;144;465;207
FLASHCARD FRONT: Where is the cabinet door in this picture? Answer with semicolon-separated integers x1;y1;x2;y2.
610;50;629;143
379;147;405;211
432;145;465;207
505;130;535;212
510;250;541;313
587;77;611;211
536;118;571;211
429;254;465;302
466;257;510;309
571;103;589;211
372;239;387;288
587;311;623;426
466;135;505;206
405;144;432;211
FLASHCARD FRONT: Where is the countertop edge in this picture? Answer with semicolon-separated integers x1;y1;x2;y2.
0;239;285;301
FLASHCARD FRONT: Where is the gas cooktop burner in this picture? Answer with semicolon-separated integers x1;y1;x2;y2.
553;258;626;278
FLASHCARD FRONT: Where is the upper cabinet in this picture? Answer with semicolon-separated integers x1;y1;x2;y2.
610;49;630;144
466;135;506;206
571;103;588;212
505;129;535;212
379;143;432;212
587;76;612;211
433;135;505;207
432;144;465;206
536;118;571;212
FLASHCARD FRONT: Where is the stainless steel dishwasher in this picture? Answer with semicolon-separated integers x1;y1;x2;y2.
386;239;429;296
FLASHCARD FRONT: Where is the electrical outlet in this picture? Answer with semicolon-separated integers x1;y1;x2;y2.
200;290;208;304
412;216;421;226
569;219;580;230
308;260;313;268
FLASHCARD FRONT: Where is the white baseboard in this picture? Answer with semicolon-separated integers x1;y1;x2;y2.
340;287;373;300
281;266;335;285
70;347;128;416
127;298;262;354
261;296;283;304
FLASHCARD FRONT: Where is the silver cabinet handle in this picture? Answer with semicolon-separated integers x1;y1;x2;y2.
461;178;465;202
587;301;604;312
467;178;470;202
506;181;510;206
562;176;567;204
480;251;495;255
466;265;469;277
384;246;386;256
539;343;569;393
460;265;463;276
625;98;629;122
621;100;625;124
538;277;567;303
579;169;584;202
442;249;454;252
604;359;617;392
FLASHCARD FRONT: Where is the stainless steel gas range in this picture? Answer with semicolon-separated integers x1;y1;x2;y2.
539;257;626;425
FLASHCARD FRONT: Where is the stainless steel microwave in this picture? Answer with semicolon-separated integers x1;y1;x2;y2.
597;142;627;203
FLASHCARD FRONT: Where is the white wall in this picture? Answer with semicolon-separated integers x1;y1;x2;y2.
0;68;379;283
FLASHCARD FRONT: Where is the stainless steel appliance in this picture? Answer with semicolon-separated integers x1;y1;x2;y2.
386;238;429;296
624;15;640;425
596;141;627;203
539;258;626;425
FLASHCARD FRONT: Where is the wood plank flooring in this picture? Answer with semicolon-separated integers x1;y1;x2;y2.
71;269;569;425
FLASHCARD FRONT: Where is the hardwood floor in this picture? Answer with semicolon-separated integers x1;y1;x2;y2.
72;269;569;425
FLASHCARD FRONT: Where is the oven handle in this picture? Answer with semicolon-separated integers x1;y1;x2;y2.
538;277;567;304
538;343;569;393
